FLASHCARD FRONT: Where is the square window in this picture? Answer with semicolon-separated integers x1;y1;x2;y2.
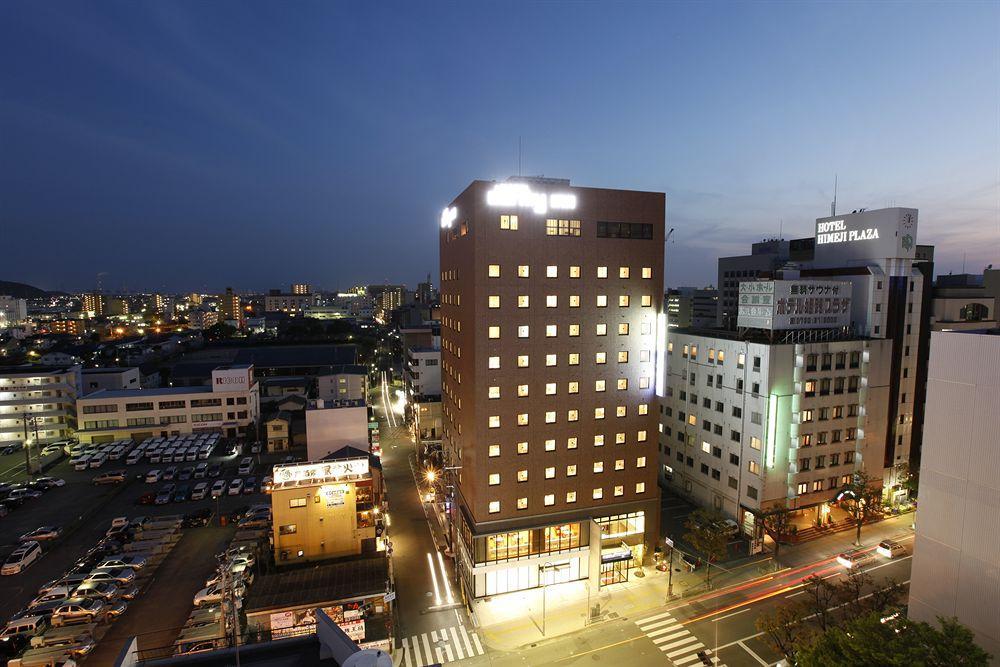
637;456;646;468
488;264;500;277
546;354;557;366
518;295;529;308
595;379;606;391
567;409;579;421
488;326;500;339
618;351;629;363
545;439;556;451
488;501;500;513
488;295;500;308
546;324;557;337
616;405;627;417
640;349;651;362
569;353;580;365
595;352;607;364
488;445;500;457
517;355;529;368
569;265;581;278
594;434;605;447
545;466;556;479
592;488;603;499
488;473;500;485
568;381;579;393
569;324;580;336
567;464;577;476
545;411;556;423
517;413;528;426
615;432;626;444
518;325;529;338
638;403;648;415
641;267;652;279
594;461;605;473
545;382;557;395
639;377;650;389
619;295;630;307
618;323;629;335
617;378;628;390
517;470;528;482
596;323;608;336
567;437;578;449
595;407;606;419
517;497;528;510
566;491;577;503
614;459;625;471
488;415;501;428
546;265;558;278
619;266;630;278
597;295;608;307
597;266;608;278
569;295;581;307
517;265;529;277
637;430;647;441
546;295;558;307
635;482;646;493
544;494;555;506
614;485;624;497
518;384;529;397
641;295;652;307
517;441;528;454
488;386;500;399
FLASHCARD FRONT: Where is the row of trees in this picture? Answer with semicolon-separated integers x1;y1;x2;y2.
757;568;989;665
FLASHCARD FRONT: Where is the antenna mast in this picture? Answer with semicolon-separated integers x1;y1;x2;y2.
831;174;838;216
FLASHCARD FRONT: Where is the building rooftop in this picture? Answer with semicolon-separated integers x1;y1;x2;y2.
0;364;80;376
79;385;214;400
81;366;138;374
244;555;389;615
671;326;868;345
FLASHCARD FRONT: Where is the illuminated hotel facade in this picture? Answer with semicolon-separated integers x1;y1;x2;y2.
439;177;664;601
659;208;927;544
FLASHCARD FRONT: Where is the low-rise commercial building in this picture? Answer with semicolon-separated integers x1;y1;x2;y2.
75;364;259;442
0;364;81;447
316;366;368;403
81;367;141;394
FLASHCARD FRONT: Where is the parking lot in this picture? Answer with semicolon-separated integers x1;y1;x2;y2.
0;439;287;663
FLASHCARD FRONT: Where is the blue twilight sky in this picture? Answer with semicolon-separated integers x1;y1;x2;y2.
1;1;998;294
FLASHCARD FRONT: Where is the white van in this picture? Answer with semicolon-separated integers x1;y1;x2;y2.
2;541;42;575
145;470;163;484
126;450;143;465
72;455;91;471
88;453;107;468
238;457;254;475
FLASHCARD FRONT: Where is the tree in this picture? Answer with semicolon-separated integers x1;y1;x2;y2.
836;470;883;546
797;612;991;667
683;508;729;589
761;501;793;567
757;601;812;665
205;322;237;341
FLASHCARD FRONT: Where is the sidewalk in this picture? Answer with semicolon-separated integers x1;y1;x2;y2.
475;512;916;651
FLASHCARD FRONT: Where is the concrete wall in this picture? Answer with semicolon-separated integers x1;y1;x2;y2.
305;405;368;460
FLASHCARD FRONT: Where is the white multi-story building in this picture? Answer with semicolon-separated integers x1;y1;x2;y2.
316;366;368;403
0;365;82;447
909;329;1000;658
75;365;259;442
81;367;142;394
0;296;28;328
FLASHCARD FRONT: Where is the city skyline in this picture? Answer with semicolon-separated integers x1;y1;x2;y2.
2;1;998;293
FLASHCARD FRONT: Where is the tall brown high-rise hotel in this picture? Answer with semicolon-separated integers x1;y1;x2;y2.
439;177;664;602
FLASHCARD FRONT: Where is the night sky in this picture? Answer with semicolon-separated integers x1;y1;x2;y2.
1;1;997;294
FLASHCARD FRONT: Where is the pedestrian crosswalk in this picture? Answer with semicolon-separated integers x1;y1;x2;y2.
397;623;485;666
634;610;724;666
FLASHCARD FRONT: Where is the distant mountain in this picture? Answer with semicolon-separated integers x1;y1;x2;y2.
0;280;51;299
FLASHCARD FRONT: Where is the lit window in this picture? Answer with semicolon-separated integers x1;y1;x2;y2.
702;441;711;453
545;439;556;451
488;295;500;308
566;491;577;503
518;265;529;278
518;295;529;308
517;413;529;426
488;386;500;399
545;411;556;424
718;350;725;363
546;265;558;278
594;434;605;446
545;466;555;479
619;266;630;278
594;461;604;473
517;497;528;510
546;324;557;337
567;464;577;476
641;295;652;307
544;494;555;506
597;295;608;307
500;214;519;230
546;354;557;366
517;355;529;368
488;326;500;339
618;351;629;363
616;405;627;417
641;267;652;279
488;473;500;485
517;384;529;397
488;264;501;278
619;295;630;307
567;437;578;449
618;323;629;335
637;430;647;441
488;415;501;428
545;382;556;395
567;409;579;422
750;436;762;450
688;414;696;425
488;445;500;457
569;324;580;336
593;488;603;499
615;459;625;471
595;379;606;392
615;432;626;444
640;350;650;362
597;266;608;278
638;403;648;415
546;295;558;308
635;482;645;494
595;352;607;364
517;441;528;454
748;460;761;475
595;407;606;419
568;353;580;365
639;377;650;389
569;295;580;307
568;381;579;393
517;470;528;482
569;266;581;278
614;485;624;497
596;323;607;336
637;456;646;468
518;325;529;338
489;501;500;513
617;378;628;390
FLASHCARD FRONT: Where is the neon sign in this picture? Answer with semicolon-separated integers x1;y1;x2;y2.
816;220;880;245
485;183;576;215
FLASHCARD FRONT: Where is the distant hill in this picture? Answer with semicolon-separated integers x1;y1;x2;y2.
0;280;51;299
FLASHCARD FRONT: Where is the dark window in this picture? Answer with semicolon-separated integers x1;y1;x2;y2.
596;221;653;240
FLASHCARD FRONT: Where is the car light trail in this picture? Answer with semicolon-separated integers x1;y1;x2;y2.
427;552;442;606
436;551;454;604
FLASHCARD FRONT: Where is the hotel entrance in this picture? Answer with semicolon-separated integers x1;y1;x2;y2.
600;549;632;585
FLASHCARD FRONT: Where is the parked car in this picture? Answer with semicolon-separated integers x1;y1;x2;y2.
174;484;190;502
183;508;213;528
191;482;209;501
237;515;269;529
242;477;257;495
3;541;42;575
6;488;42;502
194;463;209;479
93;470;127;485
228;478;244;496
207;463;222;478
88;453;107;468
179;466;194;481
238;457;254;475
876;540;907;559
19;526;62;542
51;598;106;626
34;477;65;488
86;567;136;585
155;484;175;505
145;470;163;483
31;585;74;608
72;581;119;602
210;480;227;499
98;555;147;571
192;583;242;607
837;549;876;569
163;466;178;481
262;476;274;494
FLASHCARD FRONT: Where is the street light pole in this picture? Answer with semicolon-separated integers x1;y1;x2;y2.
665;537;675;600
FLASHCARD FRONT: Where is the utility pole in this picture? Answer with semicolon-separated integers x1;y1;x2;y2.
665;536;675;600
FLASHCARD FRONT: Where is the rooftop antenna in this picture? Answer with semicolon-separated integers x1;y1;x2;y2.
779;218;783;239
831;174;838;217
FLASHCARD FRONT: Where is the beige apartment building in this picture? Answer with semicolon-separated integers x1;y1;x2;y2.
439;177;664;601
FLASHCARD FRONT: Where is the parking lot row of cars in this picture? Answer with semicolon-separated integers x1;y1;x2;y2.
0;477;65;520
67;433;224;472
0;516;183;664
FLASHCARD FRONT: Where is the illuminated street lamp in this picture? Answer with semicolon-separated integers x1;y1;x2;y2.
424;469;437;483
